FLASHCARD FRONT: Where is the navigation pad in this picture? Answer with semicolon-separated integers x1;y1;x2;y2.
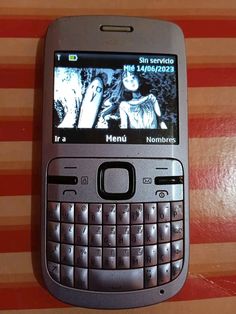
98;162;136;200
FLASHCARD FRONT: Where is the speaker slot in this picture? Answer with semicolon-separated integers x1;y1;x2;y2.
100;25;133;32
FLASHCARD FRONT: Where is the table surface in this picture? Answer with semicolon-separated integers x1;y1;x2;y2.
0;0;236;313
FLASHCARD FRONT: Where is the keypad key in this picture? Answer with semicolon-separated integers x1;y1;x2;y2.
103;225;116;247
117;248;130;269
144;224;157;245
61;265;74;287
75;224;88;246
48;221;60;242
158;202;170;222
171;201;183;221
89;269;144;291
117;225;130;247
117;204;130;224
144;203;157;223
103;204;116;224
47;261;60;282
103;248;116;269
89;247;102;269
131;204;143;224
89;204;102;224
172;221;184;241
158;263;171;285
131;247;144;268
172;240;183;261
75;203;88;224
61;203;74;222
61;223;74;244
47;241;60;263
172;259;183;279
131;225;144;246
144;245;157;266
144;266;157;288
47;202;60;221
158;243;171;264
61;244;74;266
75;268;88;289
158;223;171;243
75;246;88;268
89;225;102;246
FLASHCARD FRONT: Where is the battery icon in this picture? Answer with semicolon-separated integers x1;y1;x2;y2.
68;54;78;61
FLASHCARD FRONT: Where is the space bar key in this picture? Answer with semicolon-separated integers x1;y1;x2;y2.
89;269;144;292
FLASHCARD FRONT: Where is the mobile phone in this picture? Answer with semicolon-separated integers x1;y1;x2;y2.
41;16;189;308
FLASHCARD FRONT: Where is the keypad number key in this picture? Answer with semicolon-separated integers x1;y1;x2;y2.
131;225;144;246
103;226;116;247
103;204;116;224
144;203;157;223
89;225;102;247
117;248;130;269
103;248;116;269
117;226;130;247
89;247;102;269
131;204;143;224
131;247;144;268
117;204;130;224
89;204;102;224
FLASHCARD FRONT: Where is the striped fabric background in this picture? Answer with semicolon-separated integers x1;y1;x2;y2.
0;0;236;312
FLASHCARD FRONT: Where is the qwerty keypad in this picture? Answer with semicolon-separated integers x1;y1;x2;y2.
47;201;184;291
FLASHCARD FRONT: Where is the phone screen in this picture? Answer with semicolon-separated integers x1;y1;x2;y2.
53;52;178;144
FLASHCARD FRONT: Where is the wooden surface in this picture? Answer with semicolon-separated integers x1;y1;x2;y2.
0;0;236;312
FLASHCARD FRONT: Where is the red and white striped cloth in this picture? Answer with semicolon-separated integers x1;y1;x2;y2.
0;1;236;312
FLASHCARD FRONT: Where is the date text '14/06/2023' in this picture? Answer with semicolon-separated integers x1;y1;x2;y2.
124;56;175;74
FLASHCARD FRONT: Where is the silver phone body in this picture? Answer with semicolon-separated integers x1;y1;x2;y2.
41;16;189;308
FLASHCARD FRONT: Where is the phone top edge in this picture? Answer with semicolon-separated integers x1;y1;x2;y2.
45;15;185;46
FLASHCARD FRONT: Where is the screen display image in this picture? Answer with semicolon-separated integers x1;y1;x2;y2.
53;52;179;144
